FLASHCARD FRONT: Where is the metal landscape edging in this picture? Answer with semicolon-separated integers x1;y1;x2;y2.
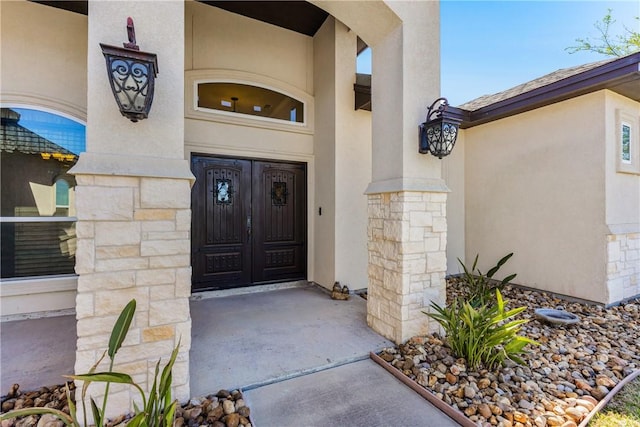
578;369;640;427
370;352;475;427
371;351;640;427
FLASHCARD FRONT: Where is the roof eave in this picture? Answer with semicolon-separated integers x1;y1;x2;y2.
460;52;640;129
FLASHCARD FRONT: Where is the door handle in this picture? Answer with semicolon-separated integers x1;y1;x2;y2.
247;216;252;242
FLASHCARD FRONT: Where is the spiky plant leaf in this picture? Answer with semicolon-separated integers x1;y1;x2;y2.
108;299;136;360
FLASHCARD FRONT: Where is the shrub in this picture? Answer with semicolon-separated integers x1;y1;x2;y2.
1;299;179;427
425;289;537;370
458;253;517;307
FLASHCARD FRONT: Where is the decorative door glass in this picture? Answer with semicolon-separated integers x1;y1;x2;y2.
215;179;233;204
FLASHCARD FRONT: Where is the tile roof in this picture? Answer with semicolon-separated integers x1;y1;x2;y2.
1;108;76;159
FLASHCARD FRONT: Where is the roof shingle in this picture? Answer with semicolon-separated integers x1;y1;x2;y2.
1;108;76;159
458;57;618;111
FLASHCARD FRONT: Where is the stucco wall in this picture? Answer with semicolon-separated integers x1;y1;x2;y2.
312;18;337;288
313;18;372;290
84;1;185;160
604;91;640;302
605;91;640;226
465;92;609;303
333;23;372;291
443;131;465;274
0;0;87;119
0;1;86;315
185;2;313;94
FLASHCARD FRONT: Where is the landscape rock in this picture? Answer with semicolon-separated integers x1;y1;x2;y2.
35;414;62;427
222;399;235;415
0;385;252;427
223;413;240;427
377;280;640;427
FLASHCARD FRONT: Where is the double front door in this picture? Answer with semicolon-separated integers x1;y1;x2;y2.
191;155;306;291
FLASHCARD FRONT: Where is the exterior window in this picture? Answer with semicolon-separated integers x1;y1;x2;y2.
621;123;631;164
197;82;304;123
1;107;85;278
616;109;640;175
55;179;70;214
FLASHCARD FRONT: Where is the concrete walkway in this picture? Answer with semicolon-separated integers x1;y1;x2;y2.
1;284;459;426
245;359;457;427
1;314;76;392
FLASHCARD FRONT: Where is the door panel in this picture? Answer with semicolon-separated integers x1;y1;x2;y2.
192;157;251;290
191;155;306;291
252;162;306;283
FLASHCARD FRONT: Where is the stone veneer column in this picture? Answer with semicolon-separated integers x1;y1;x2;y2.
362;1;445;344
72;0;191;418
367;191;447;344
73;174;192;415
606;231;640;303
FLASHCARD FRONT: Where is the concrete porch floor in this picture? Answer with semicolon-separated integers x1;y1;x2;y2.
1;284;458;426
189;284;391;394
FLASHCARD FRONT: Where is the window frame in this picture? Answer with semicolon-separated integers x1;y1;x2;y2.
616;109;640;175
196;81;306;125
55;179;71;209
0;104;85;280
186;70;314;135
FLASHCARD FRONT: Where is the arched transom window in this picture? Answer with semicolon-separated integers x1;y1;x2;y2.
197;82;304;124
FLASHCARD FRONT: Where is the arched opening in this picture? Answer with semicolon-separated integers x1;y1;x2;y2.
0;107;85;278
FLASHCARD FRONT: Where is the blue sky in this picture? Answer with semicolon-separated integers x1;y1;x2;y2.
358;1;639;106
14;108;86;154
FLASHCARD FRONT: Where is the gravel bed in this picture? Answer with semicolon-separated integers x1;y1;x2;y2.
3;280;638;427
378;280;640;427
1;384;252;427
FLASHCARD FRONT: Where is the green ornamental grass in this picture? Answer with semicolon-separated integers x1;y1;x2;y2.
426;289;538;370
457;253;517;308
1;299;179;427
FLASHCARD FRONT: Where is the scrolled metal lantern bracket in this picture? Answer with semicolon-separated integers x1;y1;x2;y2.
100;18;158;122
418;97;461;159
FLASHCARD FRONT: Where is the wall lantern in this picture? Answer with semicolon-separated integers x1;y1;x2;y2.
418;97;461;159
100;18;158;122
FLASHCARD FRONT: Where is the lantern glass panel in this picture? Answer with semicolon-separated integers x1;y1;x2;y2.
109;58;152;118
426;120;459;158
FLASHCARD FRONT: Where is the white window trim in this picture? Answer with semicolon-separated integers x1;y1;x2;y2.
185;70;314;135
0;217;78;222
0;275;77;320
616;109;640;175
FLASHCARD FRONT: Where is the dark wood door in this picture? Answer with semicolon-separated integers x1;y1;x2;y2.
252;161;306;283
191;155;306;291
191;157;252;290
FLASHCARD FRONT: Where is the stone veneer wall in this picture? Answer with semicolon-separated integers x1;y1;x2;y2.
74;174;192;416
607;232;640;303
367;191;447;344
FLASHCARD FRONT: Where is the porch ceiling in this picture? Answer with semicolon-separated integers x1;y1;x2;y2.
30;1;329;37
199;1;328;36
31;1;87;15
